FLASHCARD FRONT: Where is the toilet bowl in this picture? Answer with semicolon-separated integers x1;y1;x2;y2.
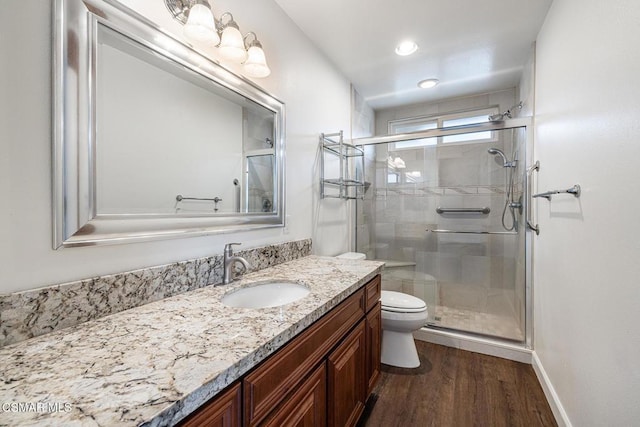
381;290;428;368
335;253;428;369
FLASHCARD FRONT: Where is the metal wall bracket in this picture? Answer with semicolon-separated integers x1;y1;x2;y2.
533;184;581;200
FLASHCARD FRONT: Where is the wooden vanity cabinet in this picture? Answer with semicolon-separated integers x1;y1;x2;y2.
180;275;381;427
179;382;241;427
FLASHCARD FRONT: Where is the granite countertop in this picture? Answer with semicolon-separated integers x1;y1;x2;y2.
0;256;383;426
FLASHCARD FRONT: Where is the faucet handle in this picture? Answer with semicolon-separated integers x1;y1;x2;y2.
224;242;242;255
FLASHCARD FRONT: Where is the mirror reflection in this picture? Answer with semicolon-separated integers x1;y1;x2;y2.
96;25;276;215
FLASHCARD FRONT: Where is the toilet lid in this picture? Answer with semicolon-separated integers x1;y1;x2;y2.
381;291;427;313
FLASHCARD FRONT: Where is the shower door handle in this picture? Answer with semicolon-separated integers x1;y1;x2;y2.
526;161;540;235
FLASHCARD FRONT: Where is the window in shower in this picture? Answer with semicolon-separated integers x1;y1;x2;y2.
388;107;499;148
389;118;438;149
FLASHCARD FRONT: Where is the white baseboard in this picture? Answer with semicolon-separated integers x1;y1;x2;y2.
414;327;532;364
531;351;572;427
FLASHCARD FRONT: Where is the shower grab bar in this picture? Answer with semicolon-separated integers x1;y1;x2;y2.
532;184;581;200
436;207;490;214
426;229;517;235
176;195;222;203
526;161;540;235
176;194;223;212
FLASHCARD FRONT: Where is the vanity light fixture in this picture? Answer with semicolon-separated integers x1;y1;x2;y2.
418;78;439;89
395;40;418;56
217;13;248;62
164;0;270;77
182;0;219;45
243;32;271;78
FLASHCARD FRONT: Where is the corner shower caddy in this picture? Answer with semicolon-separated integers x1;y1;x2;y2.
320;131;365;200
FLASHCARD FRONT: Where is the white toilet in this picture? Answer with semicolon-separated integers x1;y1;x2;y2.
380;290;428;368
336;252;429;369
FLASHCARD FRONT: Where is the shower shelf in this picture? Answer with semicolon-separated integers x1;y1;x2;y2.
320;131;365;200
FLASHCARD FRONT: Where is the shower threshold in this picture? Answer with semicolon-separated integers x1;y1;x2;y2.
415;325;531;364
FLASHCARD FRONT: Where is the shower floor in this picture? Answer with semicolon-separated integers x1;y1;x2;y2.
428;304;524;341
429;283;524;341
382;272;524;342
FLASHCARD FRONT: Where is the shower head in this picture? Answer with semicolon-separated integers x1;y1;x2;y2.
488;102;524;122
488;148;510;167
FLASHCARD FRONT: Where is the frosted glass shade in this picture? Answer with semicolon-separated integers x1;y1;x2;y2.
244;45;271;78
218;25;247;62
184;4;219;45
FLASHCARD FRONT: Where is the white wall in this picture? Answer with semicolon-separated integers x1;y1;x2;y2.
534;0;640;425
0;0;352;293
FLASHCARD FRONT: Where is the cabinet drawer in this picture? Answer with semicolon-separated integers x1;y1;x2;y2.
365;275;381;313
244;288;365;426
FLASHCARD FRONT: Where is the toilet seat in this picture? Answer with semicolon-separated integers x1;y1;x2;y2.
381;290;427;313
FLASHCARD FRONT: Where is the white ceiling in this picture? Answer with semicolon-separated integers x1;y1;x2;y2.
274;0;553;110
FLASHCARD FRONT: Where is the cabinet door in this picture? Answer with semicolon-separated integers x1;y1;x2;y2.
262;362;326;427
366;302;382;396
327;321;366;427
180;382;241;427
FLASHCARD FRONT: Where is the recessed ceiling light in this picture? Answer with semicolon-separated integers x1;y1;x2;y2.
395;40;418;56
418;78;439;89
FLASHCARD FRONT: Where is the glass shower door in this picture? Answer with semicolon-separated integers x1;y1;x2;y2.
356;127;526;342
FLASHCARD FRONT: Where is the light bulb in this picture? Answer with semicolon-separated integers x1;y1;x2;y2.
395;40;418;56
184;3;219;45
418;79;439;89
244;44;270;78
218;25;247;62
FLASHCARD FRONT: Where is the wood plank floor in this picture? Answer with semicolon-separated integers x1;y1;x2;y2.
360;341;557;427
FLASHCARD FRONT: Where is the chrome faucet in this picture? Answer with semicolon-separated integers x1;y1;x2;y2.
222;243;250;285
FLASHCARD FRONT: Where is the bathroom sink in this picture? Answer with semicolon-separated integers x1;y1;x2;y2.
221;280;310;309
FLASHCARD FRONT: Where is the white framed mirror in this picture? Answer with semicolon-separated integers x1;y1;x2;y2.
53;0;285;248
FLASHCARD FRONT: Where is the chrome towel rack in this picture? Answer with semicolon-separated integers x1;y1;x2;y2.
533;184;581;200
436;207;490;214
426;229;517;235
